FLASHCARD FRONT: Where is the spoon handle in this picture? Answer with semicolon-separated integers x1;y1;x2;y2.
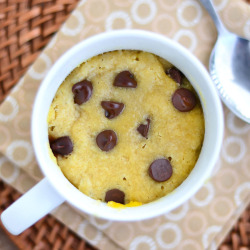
199;0;227;35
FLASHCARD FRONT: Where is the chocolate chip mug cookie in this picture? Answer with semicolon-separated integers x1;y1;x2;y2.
48;50;204;206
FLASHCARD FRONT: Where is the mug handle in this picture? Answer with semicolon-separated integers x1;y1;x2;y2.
1;178;64;235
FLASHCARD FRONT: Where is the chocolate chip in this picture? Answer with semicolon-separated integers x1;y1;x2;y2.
72;80;93;105
50;136;73;156
105;189;125;204
137;118;150;139
114;71;137;88
96;130;117;152
101;101;125;119
148;158;173;182
167;67;183;84
172;88;197;112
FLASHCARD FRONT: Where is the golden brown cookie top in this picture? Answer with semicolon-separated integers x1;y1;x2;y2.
48;50;204;204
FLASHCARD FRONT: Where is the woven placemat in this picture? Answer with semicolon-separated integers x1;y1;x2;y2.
0;0;249;249
0;0;79;102
0;180;96;250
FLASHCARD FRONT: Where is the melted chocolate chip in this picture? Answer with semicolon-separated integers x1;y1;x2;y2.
101;101;125;119
50;136;73;156
172;88;197;112
114;71;137;88
105;189;125;204
167;67;183;84
72;80;93;105
148;158;173;182
96;130;117;152
137;118;150;139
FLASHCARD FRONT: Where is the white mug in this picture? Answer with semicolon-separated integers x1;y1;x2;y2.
1;30;224;235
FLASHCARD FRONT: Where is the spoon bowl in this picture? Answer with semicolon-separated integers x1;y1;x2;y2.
200;0;250;123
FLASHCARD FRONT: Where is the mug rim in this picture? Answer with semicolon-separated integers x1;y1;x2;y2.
32;30;224;221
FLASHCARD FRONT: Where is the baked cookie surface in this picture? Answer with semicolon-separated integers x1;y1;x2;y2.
48;50;204;204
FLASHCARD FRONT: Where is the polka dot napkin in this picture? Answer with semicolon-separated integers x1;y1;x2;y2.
0;0;250;249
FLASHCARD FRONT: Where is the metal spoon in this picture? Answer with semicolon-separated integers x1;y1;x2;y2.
200;0;250;123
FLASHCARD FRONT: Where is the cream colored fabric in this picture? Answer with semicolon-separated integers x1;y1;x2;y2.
0;0;250;249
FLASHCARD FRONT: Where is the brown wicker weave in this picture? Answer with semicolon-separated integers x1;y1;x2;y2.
0;0;250;249
0;179;249;250
0;0;79;102
0;180;95;250
219;205;250;250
